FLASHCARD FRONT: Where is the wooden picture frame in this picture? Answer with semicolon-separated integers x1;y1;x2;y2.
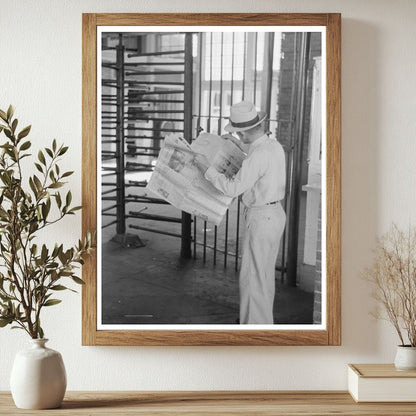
82;13;341;346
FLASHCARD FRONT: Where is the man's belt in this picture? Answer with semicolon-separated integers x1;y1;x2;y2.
242;200;280;209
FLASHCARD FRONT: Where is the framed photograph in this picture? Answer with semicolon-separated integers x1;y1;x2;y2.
82;13;341;346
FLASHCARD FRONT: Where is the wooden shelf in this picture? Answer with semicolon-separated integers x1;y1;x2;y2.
2;391;416;415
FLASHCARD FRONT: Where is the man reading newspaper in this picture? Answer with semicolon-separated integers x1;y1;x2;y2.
194;101;286;325
147;131;245;225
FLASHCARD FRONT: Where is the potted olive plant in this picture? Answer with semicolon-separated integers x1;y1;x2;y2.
0;106;94;409
363;223;416;370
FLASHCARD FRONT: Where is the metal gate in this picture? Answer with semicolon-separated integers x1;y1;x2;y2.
100;30;318;283
101;32;193;255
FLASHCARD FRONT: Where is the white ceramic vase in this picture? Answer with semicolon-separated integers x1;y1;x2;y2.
394;345;416;371
10;339;67;409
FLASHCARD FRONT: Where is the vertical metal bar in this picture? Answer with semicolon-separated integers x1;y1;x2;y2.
230;32;235;106
203;32;213;261
207;32;213;133
261;32;275;132
235;199;241;271
224;33;235;269
115;35;126;235
242;33;247;101
194;33;204;260
286;32;311;286
203;220;207;262
213;32;224;266
218;32;224;134
281;150;290;284
181;33;193;259
224;210;229;268
235;32;247;271
197;33;203;135
281;33;299;284
253;32;258;105
193;216;197;260
213;227;217;265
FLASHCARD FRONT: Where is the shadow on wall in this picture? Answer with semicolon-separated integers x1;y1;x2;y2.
341;19;382;354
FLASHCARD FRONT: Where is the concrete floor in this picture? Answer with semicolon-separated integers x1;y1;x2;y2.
101;228;314;325
100;166;317;326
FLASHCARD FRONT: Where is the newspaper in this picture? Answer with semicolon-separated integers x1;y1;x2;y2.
146;132;246;225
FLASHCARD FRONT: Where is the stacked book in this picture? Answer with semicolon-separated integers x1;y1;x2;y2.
348;364;416;402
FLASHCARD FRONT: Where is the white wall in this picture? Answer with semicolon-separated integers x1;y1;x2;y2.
1;0;416;391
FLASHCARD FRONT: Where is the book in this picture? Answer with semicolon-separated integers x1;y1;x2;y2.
348;364;416;402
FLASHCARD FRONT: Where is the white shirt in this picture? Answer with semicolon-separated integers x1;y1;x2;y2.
204;134;286;207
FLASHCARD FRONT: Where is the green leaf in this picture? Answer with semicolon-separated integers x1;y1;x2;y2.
52;139;57;152
61;171;74;178
58;250;66;264
50;284;68;291
0;109;7;121
29;177;37;196
41;202;50;221
38;150;46;165
45;147;53;158
4;129;12;140
33;175;42;192
72;276;85;285
0;317;13;327
19;153;30;160
11;118;18;133
55;192;62;208
69;206;82;213
38;325;44;339
17;125;31;140
41;244;48;262
43;299;62;307
0;293;11;302
51;244;59;258
58;146;68;156
48;182;64;189
31;244;38;256
19;140;31;151
6;105;14;121
65;191;72;207
34;162;43;173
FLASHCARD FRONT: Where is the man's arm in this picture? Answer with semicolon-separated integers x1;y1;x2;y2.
203;151;264;198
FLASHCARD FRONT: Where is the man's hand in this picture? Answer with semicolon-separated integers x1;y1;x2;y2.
193;153;210;174
221;134;236;140
221;133;245;152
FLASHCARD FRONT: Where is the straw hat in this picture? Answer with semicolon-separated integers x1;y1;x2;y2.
224;101;267;132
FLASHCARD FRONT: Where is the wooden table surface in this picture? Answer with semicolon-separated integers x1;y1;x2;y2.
1;391;416;415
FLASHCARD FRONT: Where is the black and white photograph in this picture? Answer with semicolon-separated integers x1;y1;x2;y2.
97;26;325;330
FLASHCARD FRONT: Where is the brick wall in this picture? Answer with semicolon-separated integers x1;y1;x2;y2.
276;32;322;151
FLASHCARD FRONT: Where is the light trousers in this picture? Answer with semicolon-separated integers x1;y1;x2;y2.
239;203;286;324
